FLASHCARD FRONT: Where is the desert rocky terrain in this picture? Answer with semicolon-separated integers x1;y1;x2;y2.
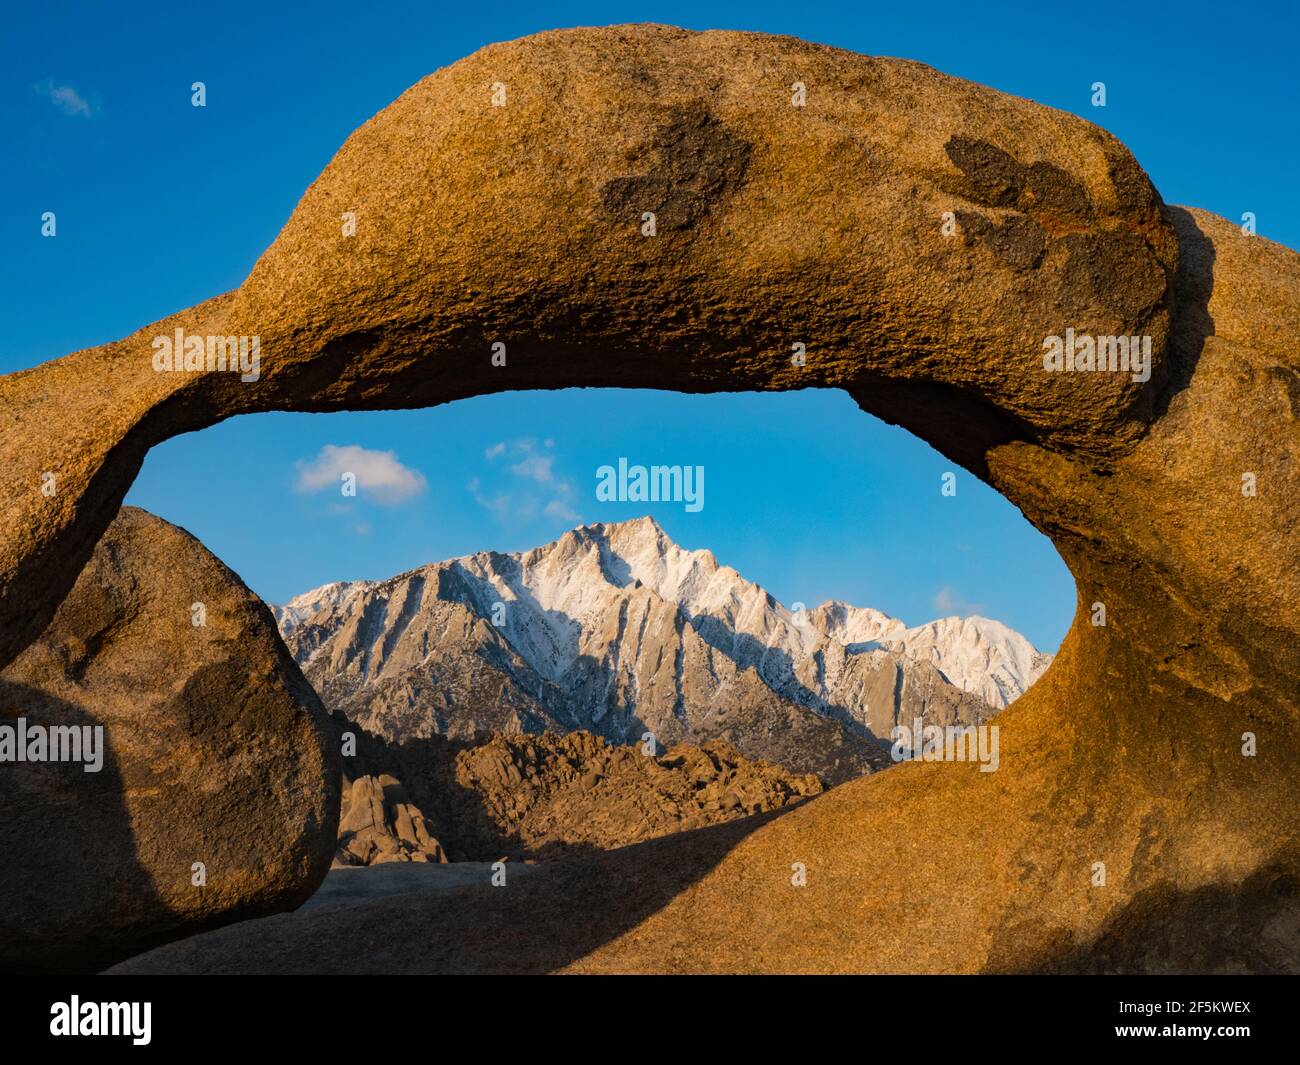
1;25;1295;975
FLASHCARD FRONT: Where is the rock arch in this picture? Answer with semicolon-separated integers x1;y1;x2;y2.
3;25;1297;972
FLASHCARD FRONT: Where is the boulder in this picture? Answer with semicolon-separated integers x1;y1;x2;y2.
0;507;340;973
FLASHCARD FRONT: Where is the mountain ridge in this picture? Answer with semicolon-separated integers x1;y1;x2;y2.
272;517;1052;783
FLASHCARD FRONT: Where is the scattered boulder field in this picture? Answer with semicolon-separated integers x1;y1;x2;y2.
335;724;823;865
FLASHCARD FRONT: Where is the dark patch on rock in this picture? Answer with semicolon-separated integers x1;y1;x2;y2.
1024;161;1092;218
1061;230;1168;320
957;210;1047;271
1266;365;1300;418
1100;147;1180;269
944;135;1023;208
600;103;753;230
1105;146;1163;217
947;135;1094;226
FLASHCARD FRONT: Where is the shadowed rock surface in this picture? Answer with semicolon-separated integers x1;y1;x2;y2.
2;26;1296;973
335;725;822;864
300;862;539;915
0;508;340;974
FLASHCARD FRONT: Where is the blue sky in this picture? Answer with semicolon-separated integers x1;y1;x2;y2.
3;1;1296;651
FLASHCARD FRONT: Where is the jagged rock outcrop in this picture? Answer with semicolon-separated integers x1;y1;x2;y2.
0;508;340;974
336;772;447;866
274;517;1019;784
335;724;821;863
4;26;1296;973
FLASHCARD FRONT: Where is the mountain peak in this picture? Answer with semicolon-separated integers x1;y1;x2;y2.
273;519;1052;712
272;579;373;634
597;513;667;543
620;514;665;532
270;518;1056;794
544;514;669;552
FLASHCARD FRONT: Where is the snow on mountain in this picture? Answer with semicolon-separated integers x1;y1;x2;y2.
875;615;1054;709
270;516;1053;783
807;600;907;649
272;580;373;635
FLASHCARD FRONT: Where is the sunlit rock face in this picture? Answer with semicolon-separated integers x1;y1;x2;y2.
2;26;1296;973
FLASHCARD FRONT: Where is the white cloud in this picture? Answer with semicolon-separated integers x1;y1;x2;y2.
511;452;554;484
544;500;580;521
37;81;95;118
469;438;580;526
470;483;514;523
296;444;426;506
932;584;983;616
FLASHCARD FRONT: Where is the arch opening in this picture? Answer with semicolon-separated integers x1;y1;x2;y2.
123;389;1074;845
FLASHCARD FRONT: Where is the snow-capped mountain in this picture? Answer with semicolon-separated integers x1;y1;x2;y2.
873;615;1055;710
272;517;1052;783
273;580;374;635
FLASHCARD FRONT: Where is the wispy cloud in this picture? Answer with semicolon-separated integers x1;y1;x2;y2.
35;80;96;118
932;584;983;616
472;438;579;526
467;476;511;523
296;444;427;506
511;452;555;484
544;499;580;521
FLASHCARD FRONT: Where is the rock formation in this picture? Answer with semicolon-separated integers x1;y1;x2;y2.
335;724;821;864
275;516;1023;783
0;24;1179;675
336;772;447;866
3;26;1296;973
0;508;340;974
